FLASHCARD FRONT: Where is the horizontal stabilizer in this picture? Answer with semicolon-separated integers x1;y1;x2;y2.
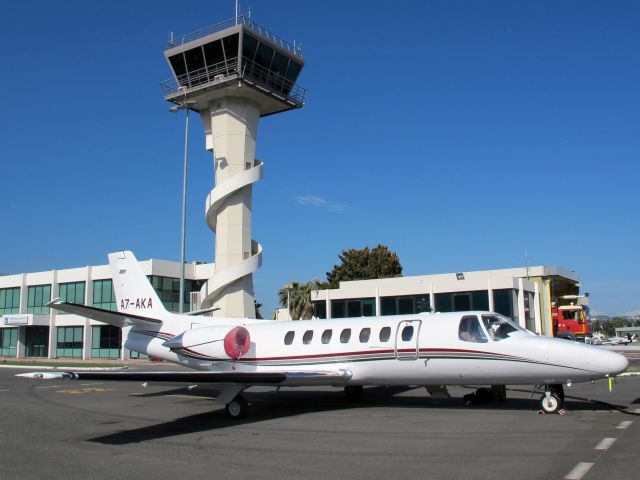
46;299;162;329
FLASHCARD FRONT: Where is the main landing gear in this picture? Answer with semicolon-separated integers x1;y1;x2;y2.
539;384;565;414
225;395;249;419
344;385;364;399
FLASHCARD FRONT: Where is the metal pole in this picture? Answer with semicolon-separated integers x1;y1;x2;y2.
179;108;190;313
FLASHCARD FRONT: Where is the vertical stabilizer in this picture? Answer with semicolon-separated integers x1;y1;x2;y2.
108;251;168;319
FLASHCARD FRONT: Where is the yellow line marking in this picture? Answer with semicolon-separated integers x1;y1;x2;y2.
56;387;114;395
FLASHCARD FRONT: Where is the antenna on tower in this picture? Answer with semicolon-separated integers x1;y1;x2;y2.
235;0;239;24
525;249;530;279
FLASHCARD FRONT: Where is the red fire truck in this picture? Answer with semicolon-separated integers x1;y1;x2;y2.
552;296;591;342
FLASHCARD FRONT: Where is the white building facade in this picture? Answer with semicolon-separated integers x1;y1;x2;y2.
311;266;582;337
0;258;214;360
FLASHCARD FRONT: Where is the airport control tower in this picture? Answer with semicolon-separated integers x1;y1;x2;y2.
161;16;306;318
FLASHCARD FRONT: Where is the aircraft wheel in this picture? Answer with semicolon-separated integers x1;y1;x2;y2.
540;392;562;414
225;395;248;419
344;385;364;399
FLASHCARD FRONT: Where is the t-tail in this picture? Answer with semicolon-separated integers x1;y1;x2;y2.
109;250;168;320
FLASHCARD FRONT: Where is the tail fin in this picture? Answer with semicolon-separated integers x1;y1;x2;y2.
108;251;168;319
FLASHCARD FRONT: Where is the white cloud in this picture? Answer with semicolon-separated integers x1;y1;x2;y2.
295;196;345;212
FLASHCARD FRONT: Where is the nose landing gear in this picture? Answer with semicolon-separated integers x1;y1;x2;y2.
539;384;565;414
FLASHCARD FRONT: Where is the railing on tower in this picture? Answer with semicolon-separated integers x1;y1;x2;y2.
159;56;307;105
167;15;304;59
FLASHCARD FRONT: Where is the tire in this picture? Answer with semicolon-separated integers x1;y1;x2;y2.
344;385;364;399
225;395;248;419
540;392;562;414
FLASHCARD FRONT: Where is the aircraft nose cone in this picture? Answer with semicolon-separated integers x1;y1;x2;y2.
590;348;628;376
609;351;629;376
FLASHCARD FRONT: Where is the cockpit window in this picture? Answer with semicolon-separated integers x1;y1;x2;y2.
458;315;488;343
481;314;524;341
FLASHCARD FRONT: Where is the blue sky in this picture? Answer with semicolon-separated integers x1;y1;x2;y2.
1;1;638;316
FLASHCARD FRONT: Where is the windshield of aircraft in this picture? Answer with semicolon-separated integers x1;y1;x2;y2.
481;314;526;341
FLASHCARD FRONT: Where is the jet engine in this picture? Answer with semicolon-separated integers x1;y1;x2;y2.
163;325;251;360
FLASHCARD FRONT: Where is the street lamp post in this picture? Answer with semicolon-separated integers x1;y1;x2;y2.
169;100;197;313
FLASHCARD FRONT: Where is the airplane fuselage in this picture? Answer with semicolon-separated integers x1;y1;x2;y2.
126;311;628;387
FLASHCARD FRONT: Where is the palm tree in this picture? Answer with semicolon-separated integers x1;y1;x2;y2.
278;280;329;320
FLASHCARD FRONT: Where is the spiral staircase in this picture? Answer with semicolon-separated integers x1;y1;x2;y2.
199;159;264;311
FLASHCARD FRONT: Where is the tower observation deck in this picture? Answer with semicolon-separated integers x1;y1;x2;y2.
161;16;306;318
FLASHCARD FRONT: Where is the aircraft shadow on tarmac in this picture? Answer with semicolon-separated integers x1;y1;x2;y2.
88;386;626;445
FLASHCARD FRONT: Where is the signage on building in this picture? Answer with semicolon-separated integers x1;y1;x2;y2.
4;315;28;325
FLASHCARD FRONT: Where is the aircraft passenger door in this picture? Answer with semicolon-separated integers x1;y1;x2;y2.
394;320;421;360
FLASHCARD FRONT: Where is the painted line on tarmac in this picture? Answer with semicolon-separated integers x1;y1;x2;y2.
617;420;633;429
565;462;594;480
35;385;61;389
167;394;216;400
80;383;104;386
594;438;616;450
0;389;9;392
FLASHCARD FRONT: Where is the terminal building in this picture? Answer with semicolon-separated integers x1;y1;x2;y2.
311;265;585;336
0;258;213;360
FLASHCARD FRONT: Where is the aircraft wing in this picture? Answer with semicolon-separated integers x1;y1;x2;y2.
16;369;353;387
46;299;162;328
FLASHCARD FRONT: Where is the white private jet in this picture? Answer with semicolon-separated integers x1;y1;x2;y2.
18;251;628;418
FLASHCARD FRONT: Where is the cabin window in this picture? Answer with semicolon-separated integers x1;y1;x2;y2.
340;328;352;343
379;326;391;342
359;328;371;343
303;330;314;345
284;331;295;345
458;315;488;343
401;325;414;341
321;329;332;344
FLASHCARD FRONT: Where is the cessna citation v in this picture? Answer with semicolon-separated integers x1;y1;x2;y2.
18;251;628;418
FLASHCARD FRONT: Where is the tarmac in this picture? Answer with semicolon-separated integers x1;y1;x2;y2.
0;360;639;480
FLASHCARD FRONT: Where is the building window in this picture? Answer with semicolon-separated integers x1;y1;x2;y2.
91;325;121;358
0;287;20;315
130;350;150;359
381;297;396;316
331;301;345;319
398;297;414;315
27;285;51;314
56;326;83;358
93;279;116;311
0;328;18;357
58;282;85;307
148;276;204;313
25;326;49;357
313;302;327;319
493;289;513;318
347;300;361;317
435;290;489;313
362;299;376;316
284;331;295;345
321;329;332;344
381;295;430;316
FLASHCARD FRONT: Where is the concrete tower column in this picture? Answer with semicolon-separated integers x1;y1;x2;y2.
199;97;262;318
